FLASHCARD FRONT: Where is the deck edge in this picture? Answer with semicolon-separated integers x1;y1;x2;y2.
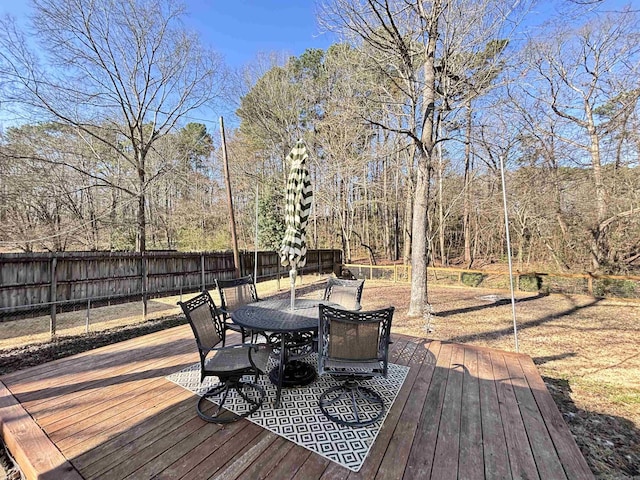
0;380;83;480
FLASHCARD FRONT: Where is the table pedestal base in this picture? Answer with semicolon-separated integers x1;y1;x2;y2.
269;360;317;387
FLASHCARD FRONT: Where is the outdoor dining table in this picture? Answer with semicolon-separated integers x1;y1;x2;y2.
231;298;333;408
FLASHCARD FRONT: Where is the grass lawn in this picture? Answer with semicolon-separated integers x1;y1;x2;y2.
1;277;638;478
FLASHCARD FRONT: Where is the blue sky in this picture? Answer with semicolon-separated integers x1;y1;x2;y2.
183;0;334;67
0;1;334;128
1;0;635;130
3;0;637;68
0;0;334;68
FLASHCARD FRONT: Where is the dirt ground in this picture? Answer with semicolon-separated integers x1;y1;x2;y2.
0;278;638;479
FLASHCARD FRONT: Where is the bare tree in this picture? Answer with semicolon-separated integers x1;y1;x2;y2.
320;0;527;316
524;8;640;271
0;0;223;252
319;0;442;316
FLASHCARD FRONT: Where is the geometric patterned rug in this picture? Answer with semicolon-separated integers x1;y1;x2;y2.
167;354;409;472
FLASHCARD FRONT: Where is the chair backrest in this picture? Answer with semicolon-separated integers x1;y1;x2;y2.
215;275;259;313
322;277;365;310
178;291;225;351
318;304;393;376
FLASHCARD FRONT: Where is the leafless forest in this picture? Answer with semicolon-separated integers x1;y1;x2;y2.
1;0;638;281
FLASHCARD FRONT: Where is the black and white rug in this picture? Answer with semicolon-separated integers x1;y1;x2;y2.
167;354;409;472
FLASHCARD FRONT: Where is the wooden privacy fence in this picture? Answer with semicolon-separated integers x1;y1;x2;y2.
0;249;341;330
344;263;640;300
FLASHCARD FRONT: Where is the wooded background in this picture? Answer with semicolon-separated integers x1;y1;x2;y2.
1;0;638;278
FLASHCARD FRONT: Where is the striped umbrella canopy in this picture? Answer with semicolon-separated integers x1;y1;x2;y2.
279;140;312;309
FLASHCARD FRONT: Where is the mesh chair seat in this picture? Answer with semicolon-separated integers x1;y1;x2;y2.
317;304;394;427
311;277;366;354
216;275;261;343
326;286;361;310
205;346;270;374
323;277;365;310
178;291;270;424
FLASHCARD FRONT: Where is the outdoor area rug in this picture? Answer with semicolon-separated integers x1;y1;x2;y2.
167;354;409;472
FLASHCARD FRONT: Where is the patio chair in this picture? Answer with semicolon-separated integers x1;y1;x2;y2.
317;304;394;427
322;276;365;311
178;291;271;424
215;275;260;343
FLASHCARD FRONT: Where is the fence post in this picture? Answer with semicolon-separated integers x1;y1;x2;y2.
50;256;57;339
394;265;398;283
201;253;206;291
458;271;462;286
587;275;593;296
141;252;148;320
86;299;91;334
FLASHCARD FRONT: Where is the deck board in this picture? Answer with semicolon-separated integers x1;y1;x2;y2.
492;350;540;479
403;341;453;479
0;325;593;480
477;349;511;479
519;357;595;479
372;340;436;480
458;347;483;480
506;352;567;479
430;343;464;480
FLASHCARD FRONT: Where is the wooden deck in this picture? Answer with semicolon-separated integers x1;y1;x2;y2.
0;325;593;479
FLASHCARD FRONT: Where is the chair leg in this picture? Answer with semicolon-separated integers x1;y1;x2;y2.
319;380;385;427
197;379;266;424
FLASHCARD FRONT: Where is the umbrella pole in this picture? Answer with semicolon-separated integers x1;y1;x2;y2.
254;183;259;284
290;268;297;310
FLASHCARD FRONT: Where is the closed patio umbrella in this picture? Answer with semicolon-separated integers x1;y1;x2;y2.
280;140;312;310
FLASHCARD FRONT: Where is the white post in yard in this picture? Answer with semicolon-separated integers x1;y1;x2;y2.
499;155;519;352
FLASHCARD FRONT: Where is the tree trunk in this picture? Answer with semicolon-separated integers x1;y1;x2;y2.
437;132;446;266
586;103;606;270
403;163;414;265
408;147;430;316
408;2;439;316
394;151;400;262
136;149;146;252
383;155;391;260
463;102;473;267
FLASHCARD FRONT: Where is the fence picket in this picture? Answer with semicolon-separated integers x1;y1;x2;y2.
0;250;341;321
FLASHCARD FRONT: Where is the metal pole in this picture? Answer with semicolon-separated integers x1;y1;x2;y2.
141;252;148;320
499;155;519;352
290;268;296;310
50;256;57;339
86;299;91;334
220;116;241;277
254;183;259;284
201;254;206;291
